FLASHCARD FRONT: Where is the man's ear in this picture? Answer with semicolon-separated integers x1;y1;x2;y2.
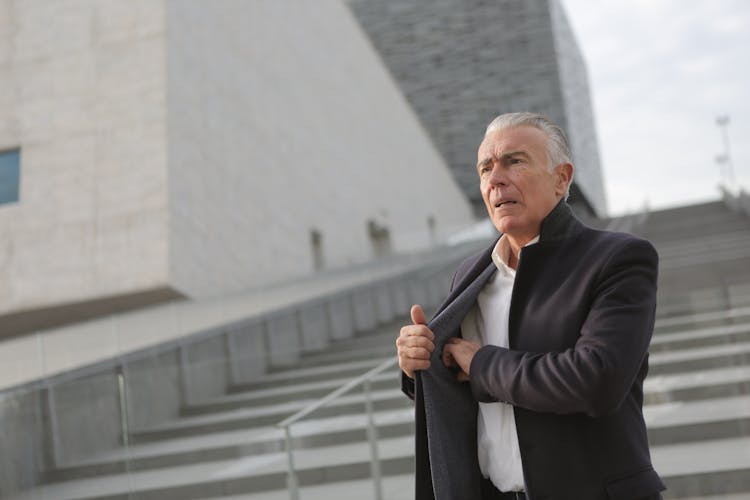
554;162;573;197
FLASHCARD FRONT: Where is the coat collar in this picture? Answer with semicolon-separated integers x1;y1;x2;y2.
437;200;583;318
537;198;586;243
493;198;585;252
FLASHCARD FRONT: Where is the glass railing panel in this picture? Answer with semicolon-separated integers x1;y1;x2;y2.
0;384;49;500
0;267;449;499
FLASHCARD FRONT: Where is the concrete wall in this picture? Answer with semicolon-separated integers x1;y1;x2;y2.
345;0;606;216
0;0;170;318
164;0;475;298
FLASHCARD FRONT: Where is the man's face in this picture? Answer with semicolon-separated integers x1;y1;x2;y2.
477;126;571;241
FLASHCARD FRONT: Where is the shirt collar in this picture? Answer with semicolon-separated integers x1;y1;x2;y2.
491;234;540;274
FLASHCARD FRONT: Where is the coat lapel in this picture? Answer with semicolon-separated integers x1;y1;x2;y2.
416;262;497;499
430;240;497;320
428;262;496;341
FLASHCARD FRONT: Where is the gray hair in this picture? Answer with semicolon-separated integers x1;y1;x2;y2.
484;112;572;169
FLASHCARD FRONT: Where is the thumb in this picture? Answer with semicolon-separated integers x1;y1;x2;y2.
410;304;427;325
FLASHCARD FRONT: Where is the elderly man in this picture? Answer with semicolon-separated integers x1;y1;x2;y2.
397;112;665;500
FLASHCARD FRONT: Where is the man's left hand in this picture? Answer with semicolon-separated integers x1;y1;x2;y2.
442;338;481;382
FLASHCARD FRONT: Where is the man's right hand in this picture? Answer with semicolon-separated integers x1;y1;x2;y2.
397;304;436;379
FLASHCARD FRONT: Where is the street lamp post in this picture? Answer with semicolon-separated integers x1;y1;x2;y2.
715;115;735;187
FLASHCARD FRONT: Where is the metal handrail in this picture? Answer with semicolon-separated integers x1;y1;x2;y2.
276;356;398;428
276;356;399;500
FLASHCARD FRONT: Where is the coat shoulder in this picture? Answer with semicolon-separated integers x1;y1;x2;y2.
577;227;658;260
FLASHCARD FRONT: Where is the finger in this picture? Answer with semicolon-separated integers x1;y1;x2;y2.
400;324;435;342
403;346;432;360
399;339;435;355
442;345;456;367
400;357;430;373
411;304;427;325
457;371;470;382
406;359;431;372
398;335;435;352
400;361;415;379
400;324;430;337
443;343;469;372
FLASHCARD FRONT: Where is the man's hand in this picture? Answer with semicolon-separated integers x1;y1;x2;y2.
397;305;435;379
442;337;481;382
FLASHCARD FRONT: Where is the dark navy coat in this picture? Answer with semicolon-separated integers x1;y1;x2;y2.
402;201;665;500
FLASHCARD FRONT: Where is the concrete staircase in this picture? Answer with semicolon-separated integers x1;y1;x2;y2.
638;199;750;497
6;320;416;500
7;199;750;499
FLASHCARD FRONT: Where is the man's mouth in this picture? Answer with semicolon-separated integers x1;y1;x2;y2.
494;201;517;208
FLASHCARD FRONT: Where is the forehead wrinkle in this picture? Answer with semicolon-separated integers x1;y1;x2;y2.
477;149;530;167
477;157;491;170
501;150;530;159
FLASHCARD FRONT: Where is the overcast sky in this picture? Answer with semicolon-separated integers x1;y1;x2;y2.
560;0;750;215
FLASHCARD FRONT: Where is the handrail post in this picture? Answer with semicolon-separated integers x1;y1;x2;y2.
364;379;383;500
283;425;300;500
275;357;398;499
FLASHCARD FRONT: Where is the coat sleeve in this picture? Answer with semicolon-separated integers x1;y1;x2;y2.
401;371;416;400
468;237;659;417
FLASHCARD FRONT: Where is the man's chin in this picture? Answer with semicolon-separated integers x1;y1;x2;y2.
491;216;516;235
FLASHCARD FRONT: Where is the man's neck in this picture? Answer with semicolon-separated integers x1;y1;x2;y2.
508;250;518;270
501;234;540;270
507;236;533;269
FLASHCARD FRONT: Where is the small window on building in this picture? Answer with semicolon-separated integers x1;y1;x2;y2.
310;229;325;271
0;148;20;205
427;215;437;246
368;219;392;258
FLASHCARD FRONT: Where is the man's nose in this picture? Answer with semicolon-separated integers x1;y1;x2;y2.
488;164;509;186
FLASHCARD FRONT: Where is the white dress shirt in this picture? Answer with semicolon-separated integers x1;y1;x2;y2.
461;234;539;492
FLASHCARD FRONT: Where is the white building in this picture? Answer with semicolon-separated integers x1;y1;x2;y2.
0;0;474;335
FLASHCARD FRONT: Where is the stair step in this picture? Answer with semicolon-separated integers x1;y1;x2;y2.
230;357;390;391
45;409;414;483
16;434;750;499
649;342;750;375
293;341;396;369
185;372;398;416
676;494;750;500
660;251;750;271
656;231;750;258
654;437;750;498
132;387;409;443
655;307;750;332
645;366;750;404
195;473;415;500
10;437;417;500
651;322;750;352
656;292;750;319
645;395;750;445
